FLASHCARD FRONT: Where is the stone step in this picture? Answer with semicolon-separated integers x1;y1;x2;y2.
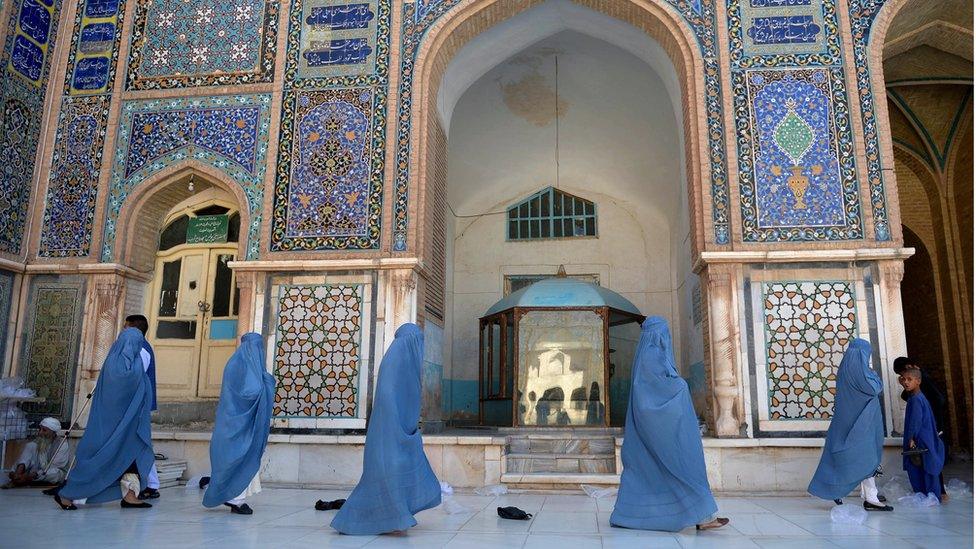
506;436;615;455
155;459;187;488
501;472;620;490
506;453;615;474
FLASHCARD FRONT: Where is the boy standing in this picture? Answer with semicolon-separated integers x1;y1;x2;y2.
900;368;946;499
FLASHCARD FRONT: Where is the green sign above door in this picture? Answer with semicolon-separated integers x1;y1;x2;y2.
186;215;229;244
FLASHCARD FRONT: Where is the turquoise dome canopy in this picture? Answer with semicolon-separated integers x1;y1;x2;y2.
484;277;641;316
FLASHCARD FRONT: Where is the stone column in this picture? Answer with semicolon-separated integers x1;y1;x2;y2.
75;272;126;427
877;259;908;434
704;263;744;437
235;270;257;336
382;268;419;350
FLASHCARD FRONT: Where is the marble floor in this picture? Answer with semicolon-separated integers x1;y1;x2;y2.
0;485;971;548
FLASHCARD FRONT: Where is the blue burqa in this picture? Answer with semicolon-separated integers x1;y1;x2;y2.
59;328;155;503
331;323;441;535
610;317;718;532
203;333;275;507
808;338;884;500
143;340;157;412
903;392;945;496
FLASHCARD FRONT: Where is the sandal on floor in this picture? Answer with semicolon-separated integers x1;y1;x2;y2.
696;517;729;531
121;500;152;509
224;503;253;515
54;496;77;511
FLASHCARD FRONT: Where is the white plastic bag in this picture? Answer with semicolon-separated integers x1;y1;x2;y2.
474;484;508;496
581;484;617;499
882;474;914;500
440;496;470;515
945;478;972;498
898;492;940;507
830;504;867;525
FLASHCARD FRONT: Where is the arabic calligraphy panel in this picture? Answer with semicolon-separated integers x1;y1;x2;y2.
289;0;381;81
734;0;832;60
65;0;124;95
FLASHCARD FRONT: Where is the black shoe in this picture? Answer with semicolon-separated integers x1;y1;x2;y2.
54;495;77;511
863;501;893;512
199;476;211;489
833;499;843;505
42;484;64;496
138;488;160;500
224;502;253;515
121;500;152;509
315;498;346;511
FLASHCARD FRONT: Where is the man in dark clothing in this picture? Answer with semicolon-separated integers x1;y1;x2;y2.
893;357;948;499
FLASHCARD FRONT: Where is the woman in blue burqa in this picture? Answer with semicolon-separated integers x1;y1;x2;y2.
808;338;892;511
202;332;275;514
609;317;729;531
331;323;441;535
55;328;155;510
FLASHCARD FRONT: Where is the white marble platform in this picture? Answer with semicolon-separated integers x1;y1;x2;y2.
0;485;970;548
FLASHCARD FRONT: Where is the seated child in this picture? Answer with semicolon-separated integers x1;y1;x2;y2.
900;367;946;499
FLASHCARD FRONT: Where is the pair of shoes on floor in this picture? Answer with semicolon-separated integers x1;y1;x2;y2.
138;488;160;500
863;501;893;511
122;499;152;509
314;499;346;511
224;503;253;515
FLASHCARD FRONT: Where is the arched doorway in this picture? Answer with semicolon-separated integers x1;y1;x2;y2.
876;0;973;447
149;190;242;399
404;1;707;425
112;168;252;409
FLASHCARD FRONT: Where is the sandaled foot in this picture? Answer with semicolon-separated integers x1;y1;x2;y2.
863;501;893;511
941;493;950;503
138;488;160;500
224;503;253;515
696;517;730;530
55;495;77;510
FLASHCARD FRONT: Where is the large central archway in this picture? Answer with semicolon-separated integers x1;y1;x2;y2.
403;0;710;424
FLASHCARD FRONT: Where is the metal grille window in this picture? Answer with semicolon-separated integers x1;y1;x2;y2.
507;187;597;240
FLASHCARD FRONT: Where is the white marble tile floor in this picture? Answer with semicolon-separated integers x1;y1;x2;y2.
0;486;970;548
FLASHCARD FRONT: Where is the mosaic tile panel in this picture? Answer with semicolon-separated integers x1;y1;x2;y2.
0;0;63;254
20;280;86;422
392;0;731;249
64;0;126;95
125;0;279;90
727;0;843;67
0;270;13;366
762;281;857;420
273;284;364;418
736;68;862;241
39;96;111;257
101;95;272;261
848;0;891;241
270;88;384;250
285;0;389;84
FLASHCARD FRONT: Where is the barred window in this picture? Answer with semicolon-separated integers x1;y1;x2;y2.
506;187;597;240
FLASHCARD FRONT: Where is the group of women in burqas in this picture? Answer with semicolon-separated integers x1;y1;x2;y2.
54;312;910;535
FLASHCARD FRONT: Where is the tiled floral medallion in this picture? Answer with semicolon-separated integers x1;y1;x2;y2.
728;0;863;241
284;0;389;84
101;95;272;261
738;68;862;239
272;284;364;418
125;0;279;89
64;0;126;95
848;0;891;241
39;96;111;257
20;279;86;421
0;0;64;254
761;281;857;420
392;0;730;250
270;88;384;250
